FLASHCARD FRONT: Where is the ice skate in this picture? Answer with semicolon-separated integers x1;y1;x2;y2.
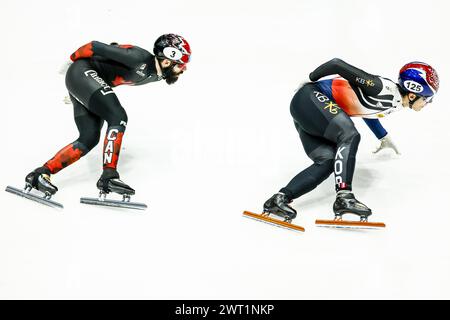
80;169;147;210
263;192;297;221
243;193;305;233
96;175;136;196
315;192;385;229
5;167;63;209
333;192;372;221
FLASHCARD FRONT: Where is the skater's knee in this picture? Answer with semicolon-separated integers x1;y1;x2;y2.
339;128;360;145
328;115;360;145
318;158;334;172
88;89;128;127
308;145;335;165
350;130;361;144
77;133;101;153
106;108;128;127
312;153;335;166
117;109;128;126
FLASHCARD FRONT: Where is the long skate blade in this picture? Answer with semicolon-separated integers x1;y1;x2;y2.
80;197;147;210
5;185;63;209
315;219;385;230
243;211;305;233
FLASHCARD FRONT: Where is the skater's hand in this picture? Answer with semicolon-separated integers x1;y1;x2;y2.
373;134;401;155
63;95;72;105
59;61;72;75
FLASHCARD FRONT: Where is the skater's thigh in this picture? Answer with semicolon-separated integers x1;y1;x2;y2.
66;60;125;126
321;111;359;144
72;96;103;139
296;123;335;163
290;83;347;138
87;90;127;126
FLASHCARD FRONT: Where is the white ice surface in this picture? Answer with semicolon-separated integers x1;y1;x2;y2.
1;0;450;299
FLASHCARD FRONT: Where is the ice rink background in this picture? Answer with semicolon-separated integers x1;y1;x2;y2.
1;0;449;299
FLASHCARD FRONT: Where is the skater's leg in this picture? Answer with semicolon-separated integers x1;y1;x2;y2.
43;97;103;174
321;118;371;217
39;59;108;175
322;112;360;192
290;84;360;192
65;59;127;175
279;123;335;200
63;59;131;195
289;84;370;217
82;89;134;195
26;98;102;194
86;89;128;174
24;60;106;193
264;84;337;219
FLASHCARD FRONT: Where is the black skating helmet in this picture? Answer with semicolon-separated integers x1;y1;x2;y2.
153;34;191;65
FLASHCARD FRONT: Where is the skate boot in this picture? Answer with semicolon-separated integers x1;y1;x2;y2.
80;169;145;210
263;192;297;222
96;169;135;197
5;166;63;208
333;191;372;221
25;166;58;197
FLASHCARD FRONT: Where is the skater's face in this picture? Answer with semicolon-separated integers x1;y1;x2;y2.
411;97;428;111
159;59;187;74
160;60;187;85
404;93;432;111
412;95;433;111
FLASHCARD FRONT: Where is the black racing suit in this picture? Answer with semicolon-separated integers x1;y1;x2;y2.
43;41;163;176
279;58;404;200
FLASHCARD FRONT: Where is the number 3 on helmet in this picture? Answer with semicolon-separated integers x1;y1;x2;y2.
154;34;192;65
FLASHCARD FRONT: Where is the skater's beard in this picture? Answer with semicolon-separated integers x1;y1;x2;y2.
162;66;183;85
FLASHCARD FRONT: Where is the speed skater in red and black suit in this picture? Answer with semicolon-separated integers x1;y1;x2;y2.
25;34;191;197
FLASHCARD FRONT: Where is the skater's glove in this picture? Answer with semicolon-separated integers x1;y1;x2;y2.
63;95;72;105
59;61;73;75
373;134;401;155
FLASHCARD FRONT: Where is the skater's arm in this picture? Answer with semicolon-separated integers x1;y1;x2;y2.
309;58;383;96
363;118;387;140
70;42;94;61
70;41;150;67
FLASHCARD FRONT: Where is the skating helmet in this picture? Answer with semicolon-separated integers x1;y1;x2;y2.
153;34;191;65
398;62;439;99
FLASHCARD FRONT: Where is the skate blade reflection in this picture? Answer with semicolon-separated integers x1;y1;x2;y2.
315;219;385;230
80;196;147;210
